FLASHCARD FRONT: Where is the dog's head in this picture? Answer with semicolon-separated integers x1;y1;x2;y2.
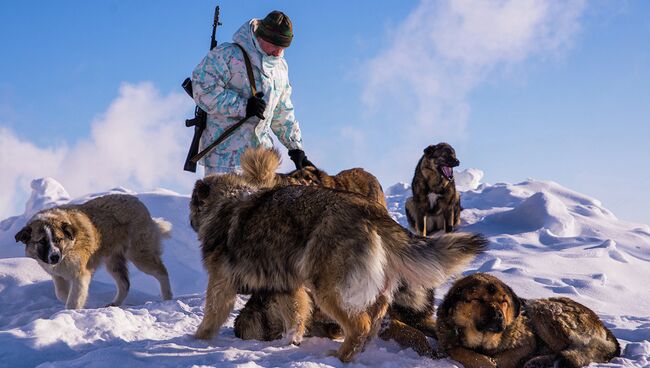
421;143;460;181
189;173;256;232
15;211;76;265
285;166;330;186
437;273;522;350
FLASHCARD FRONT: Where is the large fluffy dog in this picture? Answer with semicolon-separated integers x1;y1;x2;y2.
436;273;620;368
406;143;461;236
15;194;173;309
189;173;486;362
237;147;440;342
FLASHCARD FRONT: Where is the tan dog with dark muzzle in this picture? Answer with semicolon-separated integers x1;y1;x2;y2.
436;273;620;368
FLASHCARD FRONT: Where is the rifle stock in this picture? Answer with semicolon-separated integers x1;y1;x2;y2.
183;122;205;172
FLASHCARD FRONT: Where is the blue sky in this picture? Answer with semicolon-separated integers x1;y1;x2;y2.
1;1;648;225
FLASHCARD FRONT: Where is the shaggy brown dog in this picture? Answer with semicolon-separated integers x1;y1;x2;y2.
15;194;173;309
238;147;440;345
189;173;486;362
406;143;461;236
436;273;620;368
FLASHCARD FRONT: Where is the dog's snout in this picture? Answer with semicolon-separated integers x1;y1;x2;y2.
47;244;62;264
487;308;505;332
477;307;505;333
489;307;504;321
49;252;60;264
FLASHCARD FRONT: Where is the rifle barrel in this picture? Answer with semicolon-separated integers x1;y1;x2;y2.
210;6;220;50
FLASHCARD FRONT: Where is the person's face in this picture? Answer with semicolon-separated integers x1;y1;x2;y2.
257;36;286;57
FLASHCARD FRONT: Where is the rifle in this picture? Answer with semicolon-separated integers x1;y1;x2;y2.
183;5;221;173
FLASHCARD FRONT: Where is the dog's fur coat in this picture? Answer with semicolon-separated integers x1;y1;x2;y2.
15;194;173;309
237;147;441;342
406;143;461;236
240;147;387;208
436;273;620;368
189;173;486;361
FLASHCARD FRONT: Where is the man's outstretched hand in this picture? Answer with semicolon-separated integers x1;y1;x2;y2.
289;149;315;171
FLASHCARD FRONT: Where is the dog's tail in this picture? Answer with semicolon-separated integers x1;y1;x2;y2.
153;218;173;239
388;232;487;290
240;147;282;188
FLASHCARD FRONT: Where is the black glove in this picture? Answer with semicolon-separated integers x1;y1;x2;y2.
288;149;315;171
246;92;266;119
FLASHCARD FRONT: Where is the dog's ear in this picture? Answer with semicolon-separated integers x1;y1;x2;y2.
238;190;253;201
437;284;464;320
61;222;75;240
504;283;522;318
15;226;32;244
194;179;210;201
423;145;437;156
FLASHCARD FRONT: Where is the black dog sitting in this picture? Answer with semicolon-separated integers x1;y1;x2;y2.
405;143;461;236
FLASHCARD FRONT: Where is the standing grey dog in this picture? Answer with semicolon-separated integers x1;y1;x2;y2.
15;194;173;309
189;173;486;362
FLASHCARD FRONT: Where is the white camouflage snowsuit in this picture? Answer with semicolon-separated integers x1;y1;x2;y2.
191;19;303;173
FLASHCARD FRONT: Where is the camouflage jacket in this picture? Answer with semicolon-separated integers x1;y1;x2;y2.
191;19;303;171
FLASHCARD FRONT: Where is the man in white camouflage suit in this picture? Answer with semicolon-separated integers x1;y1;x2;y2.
191;10;313;175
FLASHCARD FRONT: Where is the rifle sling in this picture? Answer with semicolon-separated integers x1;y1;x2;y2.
235;43;257;96
190;43;258;164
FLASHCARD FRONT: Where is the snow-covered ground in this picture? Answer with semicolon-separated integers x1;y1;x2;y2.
1;172;649;367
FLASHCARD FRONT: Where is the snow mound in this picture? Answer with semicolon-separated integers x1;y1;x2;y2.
454;168;483;192
24;177;71;216
475;191;577;237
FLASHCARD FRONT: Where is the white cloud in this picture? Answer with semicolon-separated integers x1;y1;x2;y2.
360;0;586;181
0;82;196;219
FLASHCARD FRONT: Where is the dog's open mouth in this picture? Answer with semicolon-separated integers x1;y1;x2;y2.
440;166;454;181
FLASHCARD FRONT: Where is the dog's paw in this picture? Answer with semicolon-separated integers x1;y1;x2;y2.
523;355;557;368
194;327;215;340
329;349;354;363
282;331;303;346
290;333;304;346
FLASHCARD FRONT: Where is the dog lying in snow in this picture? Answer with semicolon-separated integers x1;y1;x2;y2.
436;273;620;368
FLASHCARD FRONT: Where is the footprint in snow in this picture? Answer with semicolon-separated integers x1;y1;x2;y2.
549;285;581;296
477;257;502;272
585;239;629;263
561;278;593;289
503;267;526;275
591;273;607;286
533;277;561;286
